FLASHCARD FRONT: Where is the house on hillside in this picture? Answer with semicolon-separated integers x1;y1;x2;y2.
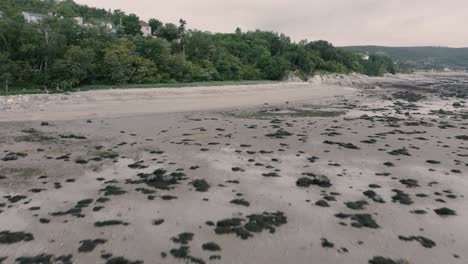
0;10;4;18
140;21;152;37
74;17;84;25
96;21;116;32
22;11;47;23
104;22;116;32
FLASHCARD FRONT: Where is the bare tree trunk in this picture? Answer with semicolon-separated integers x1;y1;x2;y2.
0;33;9;50
182;43;186;59
44;30;49;73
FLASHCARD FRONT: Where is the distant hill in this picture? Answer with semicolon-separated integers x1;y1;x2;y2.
341;46;468;71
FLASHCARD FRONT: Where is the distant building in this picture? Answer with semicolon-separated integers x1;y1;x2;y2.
0;10;4;18
106;23;116;33
96;21;116;32
140;21;152;37
360;53;370;60
74;17;84;25
22;11;47;23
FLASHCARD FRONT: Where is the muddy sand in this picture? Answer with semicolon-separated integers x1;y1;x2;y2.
0;73;467;264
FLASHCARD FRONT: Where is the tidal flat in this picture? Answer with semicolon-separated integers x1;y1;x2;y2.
0;73;467;263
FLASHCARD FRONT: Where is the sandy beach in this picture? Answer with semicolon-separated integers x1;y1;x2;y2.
0;73;467;264
0;82;356;122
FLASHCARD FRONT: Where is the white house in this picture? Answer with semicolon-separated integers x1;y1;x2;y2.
22;11;47;23
104;22;116;32
140;21;152;37
74;17;84;25
95;21;116;32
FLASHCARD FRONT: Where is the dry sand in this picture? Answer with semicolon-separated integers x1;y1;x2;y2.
0;74;467;264
0;82;355;122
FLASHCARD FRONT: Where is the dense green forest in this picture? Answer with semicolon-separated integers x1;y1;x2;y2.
0;0;402;92
342;46;468;71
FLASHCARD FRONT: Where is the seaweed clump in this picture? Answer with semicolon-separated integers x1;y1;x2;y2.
321;238;334;248
230;199;250;207
78;239;107;253
171;233;194;245
1;152;28;161
126;169;188;190
363;190;385;203
16;254;53;264
169;246;205;264
434;207;456;216
345;200;368;210
399;179;419;188
296;175;331;188
335;213;380;229
391;190;413;205
99;185;126;196
168;233;205;264
202;242;221;251
368;256;407;264
0;231;34;244
388;148;411;156
105;257;143;264
323;140;360;150
190;179;210;192
455;135;468;141
94;220;128;227
214;211;287;240
398;235;436;248
265;129;294;139
50;199;94;218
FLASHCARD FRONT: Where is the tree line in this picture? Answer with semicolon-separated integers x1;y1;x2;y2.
343;45;468;71
0;0;405;91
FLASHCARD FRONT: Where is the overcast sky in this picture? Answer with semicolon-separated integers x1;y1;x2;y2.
75;0;468;47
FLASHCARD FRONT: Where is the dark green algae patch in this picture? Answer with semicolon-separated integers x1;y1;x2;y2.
0;231;34;244
126;169;188;190
213;211;287;239
335;213;380;229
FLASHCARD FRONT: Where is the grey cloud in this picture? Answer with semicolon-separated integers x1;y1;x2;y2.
75;0;468;47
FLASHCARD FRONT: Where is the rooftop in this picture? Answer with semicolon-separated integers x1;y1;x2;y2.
22;11;47;17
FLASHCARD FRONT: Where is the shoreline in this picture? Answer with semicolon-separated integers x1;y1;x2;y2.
0;81;356;122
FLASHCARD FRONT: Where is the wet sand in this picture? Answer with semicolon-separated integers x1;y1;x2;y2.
0;74;467;264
